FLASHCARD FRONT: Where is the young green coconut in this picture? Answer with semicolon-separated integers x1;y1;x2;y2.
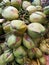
2;6;19;20
11;0;22;9
3;50;14;63
0;54;6;65
13;46;27;58
7;34;22;49
29;12;46;23
32;0;41;6
1;0;11;6
36;6;43;11
22;1;31;10
26;5;37;14
27;23;46;38
27;49;36;59
15;58;24;65
11;20;27;35
39;56;46;65
23;33;35;49
2;22;13;33
43;6;49;17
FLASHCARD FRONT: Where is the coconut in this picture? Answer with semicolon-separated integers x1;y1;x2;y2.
2;6;19;20
27;23;45;38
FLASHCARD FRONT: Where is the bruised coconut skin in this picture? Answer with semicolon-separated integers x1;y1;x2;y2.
26;5;37;14
11;20;27;35
7;35;22;48
2;6;19;20
27;23;45;38
29;12;46;23
22;1;31;10
23;34;35;49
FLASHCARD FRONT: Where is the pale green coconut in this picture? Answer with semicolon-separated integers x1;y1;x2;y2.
29;12;46;23
22;1;31;10
36;6;42;11
23;34;35;49
11;20;27;35
2;22;13;33
2;0;11;6
11;0;22;9
13;46;27;58
0;54;6;65
27;23;45;38
7;34;22;48
3;51;14;63
15;58;24;65
43;6;49;15
39;57;46;65
32;0;41;6
2;6;19;20
26;5;37;14
27;49;35;59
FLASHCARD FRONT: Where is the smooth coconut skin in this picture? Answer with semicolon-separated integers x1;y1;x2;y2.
22;1;31;10
2;6;19;20
29;12;46;23
26;5;37;14
27;23;45;38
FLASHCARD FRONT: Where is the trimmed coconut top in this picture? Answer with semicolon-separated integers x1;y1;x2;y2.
28;23;45;33
11;20;26;30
